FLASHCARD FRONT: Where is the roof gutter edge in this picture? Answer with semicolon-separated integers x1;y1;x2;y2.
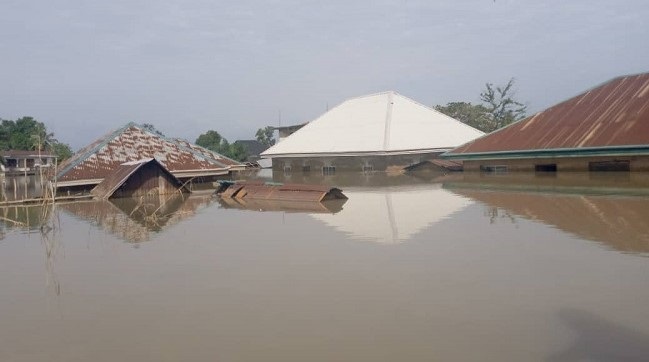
442;145;649;160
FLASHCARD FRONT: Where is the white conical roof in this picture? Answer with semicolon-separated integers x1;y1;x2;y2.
262;91;484;157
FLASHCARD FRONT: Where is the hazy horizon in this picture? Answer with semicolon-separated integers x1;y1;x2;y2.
2;0;647;150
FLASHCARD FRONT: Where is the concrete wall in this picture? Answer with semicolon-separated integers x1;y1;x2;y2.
271;152;444;173
462;155;649;172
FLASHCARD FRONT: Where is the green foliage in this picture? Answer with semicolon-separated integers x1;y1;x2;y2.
480;78;527;131
51;142;73;161
0;116;73;160
435;102;491;132
228;142;248;162
255;126;276;147
195;130;248;162
435;78;527;133
141;123;165;137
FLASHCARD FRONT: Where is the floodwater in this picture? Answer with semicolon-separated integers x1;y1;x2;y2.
1;171;649;361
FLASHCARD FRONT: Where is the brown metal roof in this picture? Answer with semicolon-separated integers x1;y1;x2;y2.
91;158;190;199
1;150;56;158
447;73;649;156
217;196;345;214
57;123;243;185
218;181;347;203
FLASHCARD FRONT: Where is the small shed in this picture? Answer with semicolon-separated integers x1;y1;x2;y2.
91;158;190;199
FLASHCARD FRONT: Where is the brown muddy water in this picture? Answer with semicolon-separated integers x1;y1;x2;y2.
1;171;649;361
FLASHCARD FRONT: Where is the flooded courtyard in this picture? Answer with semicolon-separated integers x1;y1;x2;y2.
1;172;648;361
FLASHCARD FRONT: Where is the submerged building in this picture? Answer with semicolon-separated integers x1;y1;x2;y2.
260;91;484;173
444;73;649;172
1;150;57;175
56;123;245;190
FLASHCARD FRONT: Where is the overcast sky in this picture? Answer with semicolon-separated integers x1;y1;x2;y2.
1;0;647;149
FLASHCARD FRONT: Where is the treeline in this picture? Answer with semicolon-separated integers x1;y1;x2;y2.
0;117;73;160
195;126;275;162
435;78;527;133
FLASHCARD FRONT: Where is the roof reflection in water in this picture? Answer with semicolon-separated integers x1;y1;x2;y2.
445;174;649;254
59;193;216;243
310;184;473;244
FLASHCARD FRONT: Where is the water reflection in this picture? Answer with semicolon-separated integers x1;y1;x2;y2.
446;176;649;254
0;204;52;236
59;193;215;243
0;174;49;201
310;184;473;244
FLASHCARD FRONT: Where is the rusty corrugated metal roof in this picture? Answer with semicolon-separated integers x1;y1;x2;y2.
57;123;244;186
447;73;649;157
218;181;347;203
91;158;190;199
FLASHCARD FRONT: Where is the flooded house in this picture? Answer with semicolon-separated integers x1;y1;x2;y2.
260;91;484;173
55;123;245;193
91;158;190;199
1;150;57;175
443;73;649;172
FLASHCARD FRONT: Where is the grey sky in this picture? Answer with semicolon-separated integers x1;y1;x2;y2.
1;0;647;149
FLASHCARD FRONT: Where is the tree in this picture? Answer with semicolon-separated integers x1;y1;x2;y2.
435;102;491;132
196;130;227;154
195;130;248;162
435;78;527;133
0;116;74;161
480;78;527;132
51;142;73;161
255;126;276;147
228;142;248;162
141;123;165;137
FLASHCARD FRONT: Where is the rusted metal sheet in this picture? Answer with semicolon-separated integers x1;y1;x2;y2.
218;181;347;203
448;73;649;156
57;123;244;186
217;196;345;214
91;158;190;199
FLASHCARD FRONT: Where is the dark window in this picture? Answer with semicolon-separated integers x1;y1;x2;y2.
283;166;292;174
535;164;557;172
362;165;373;173
322;166;336;175
302;165;310;173
588;160;630;172
480;165;508;173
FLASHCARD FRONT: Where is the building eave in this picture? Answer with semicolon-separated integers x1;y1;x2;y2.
442;144;649;161
261;148;453;159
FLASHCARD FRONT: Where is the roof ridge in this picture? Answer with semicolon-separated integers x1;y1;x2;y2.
56;122;134;179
